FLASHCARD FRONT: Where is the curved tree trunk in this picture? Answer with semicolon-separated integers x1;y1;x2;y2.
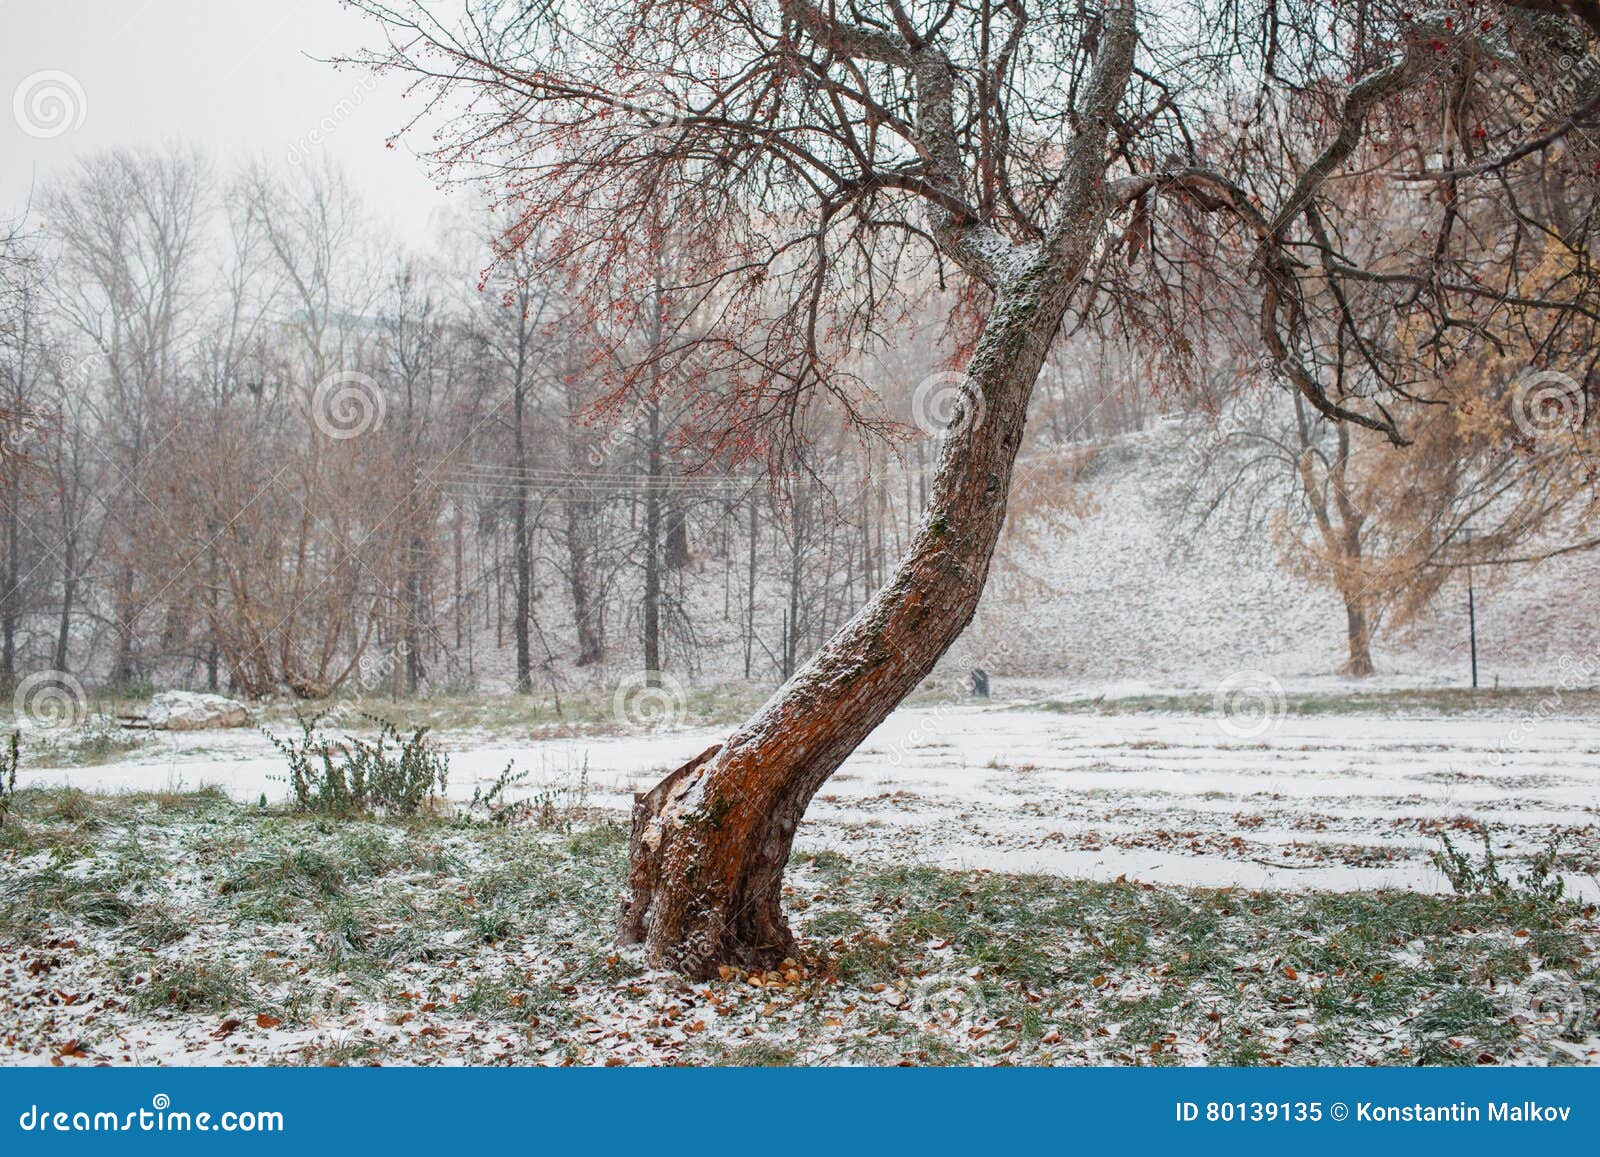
620;257;1078;976
613;0;1138;979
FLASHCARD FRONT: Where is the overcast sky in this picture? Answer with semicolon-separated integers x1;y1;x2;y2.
2;0;453;233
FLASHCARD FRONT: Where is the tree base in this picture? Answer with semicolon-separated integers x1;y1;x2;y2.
618;743;799;979
1339;654;1375;677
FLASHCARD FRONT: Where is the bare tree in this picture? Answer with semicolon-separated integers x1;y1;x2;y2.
0;232;50;684
472;223;567;688
46;147;207;687
350;0;1600;974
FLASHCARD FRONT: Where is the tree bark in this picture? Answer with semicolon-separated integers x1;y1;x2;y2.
1340;593;1375;677
620;253;1078;976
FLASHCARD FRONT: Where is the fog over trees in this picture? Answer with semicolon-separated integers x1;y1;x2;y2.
0;147;1135;700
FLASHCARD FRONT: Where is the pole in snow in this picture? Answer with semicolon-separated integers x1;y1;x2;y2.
1467;569;1478;690
1460;525;1479;690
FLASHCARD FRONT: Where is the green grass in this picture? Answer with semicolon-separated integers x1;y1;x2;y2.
1023;685;1600;719
794;861;1594;1065
1;867;136;932
132;958;254;1014
2;785;1594;1067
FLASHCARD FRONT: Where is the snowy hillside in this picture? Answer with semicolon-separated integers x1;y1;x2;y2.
948;419;1600;690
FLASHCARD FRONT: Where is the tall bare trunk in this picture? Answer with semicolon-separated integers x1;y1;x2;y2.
110;563;136;687
642;404;663;681
404;515;427;694
1;474;18;685
665;500;690;569
621;257;1074;975
54;533;76;674
562;383;604;668
205;538;221;692
512;376;533;692
565;501;604;666
743;493;758;679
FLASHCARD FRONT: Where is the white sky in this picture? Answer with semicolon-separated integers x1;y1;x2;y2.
1;0;453;234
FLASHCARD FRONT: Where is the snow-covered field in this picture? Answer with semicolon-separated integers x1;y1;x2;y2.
19;698;1599;898
5;693;1597;1068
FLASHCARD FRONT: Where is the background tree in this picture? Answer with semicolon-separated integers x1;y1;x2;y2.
472;225;566;689
0;252;52;687
46;148;206;687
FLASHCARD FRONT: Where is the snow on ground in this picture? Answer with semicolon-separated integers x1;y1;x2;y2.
949;420;1600;686
4;780;1595;1069
20;700;1599;899
7;692;1597;1068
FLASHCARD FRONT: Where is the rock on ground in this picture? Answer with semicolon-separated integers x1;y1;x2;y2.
144;690;252;731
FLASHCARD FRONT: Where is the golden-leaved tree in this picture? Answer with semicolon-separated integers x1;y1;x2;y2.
1272;239;1597;674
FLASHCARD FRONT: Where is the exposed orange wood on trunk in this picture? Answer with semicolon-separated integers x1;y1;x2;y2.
621;255;1087;977
618;0;1140;979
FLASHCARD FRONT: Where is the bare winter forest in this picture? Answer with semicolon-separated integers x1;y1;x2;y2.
2;0;1599;1069
0;147;1229;700
1;148;1595;702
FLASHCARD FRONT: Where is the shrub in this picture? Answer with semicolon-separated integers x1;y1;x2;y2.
268;714;448;816
465;758;592;830
1431;827;1566;906
466;761;532;826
